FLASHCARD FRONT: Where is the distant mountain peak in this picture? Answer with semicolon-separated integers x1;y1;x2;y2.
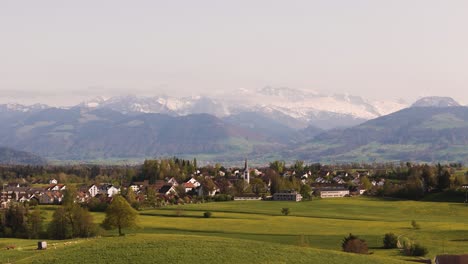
411;96;461;108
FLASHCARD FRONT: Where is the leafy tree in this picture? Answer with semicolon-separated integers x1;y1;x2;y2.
411;220;420;229
342;233;368;254
0;203;29;238
203;211;212;218
250;178;267;195
281;208;290;216
438;170;451;190
234;179;250;195
267;169;282;195
269;160;285;174
403;242;428;256
27;209;44;239
292;160;305;175
48;200;96;239
102;195;138;236
383;233;398;249
360;176;372;190
48;207;72;239
300;184;312;200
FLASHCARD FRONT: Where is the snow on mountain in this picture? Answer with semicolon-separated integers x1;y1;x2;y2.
0;103;50;113
69;87;409;130
0;87;409;130
411;96;461;108
218;87;407;121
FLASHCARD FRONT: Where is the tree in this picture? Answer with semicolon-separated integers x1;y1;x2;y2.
383;233;398;249
438;170;451;190
250;178;266;195
269;160;285;174
27;209;44;239
281;208;290;216
48;207;72;239
342;233;368;254
300;184;312;200
102;195;138;236
360;176;372;190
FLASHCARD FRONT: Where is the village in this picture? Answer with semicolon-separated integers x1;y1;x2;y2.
0;160;388;209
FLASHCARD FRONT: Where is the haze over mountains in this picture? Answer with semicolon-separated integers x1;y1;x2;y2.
0;89;467;165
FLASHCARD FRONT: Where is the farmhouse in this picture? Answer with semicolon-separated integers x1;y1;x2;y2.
273;190;302;202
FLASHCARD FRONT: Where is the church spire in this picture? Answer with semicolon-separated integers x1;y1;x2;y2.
243;158;250;184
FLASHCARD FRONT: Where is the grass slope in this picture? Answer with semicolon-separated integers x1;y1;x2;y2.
5;234;404;264
3;197;468;263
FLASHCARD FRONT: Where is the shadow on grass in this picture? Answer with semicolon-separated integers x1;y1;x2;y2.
142;209;389;222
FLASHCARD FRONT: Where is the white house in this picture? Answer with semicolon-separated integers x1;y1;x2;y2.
186;177;201;187
167;177;179;186
158;185;177;196
105;185;120;197
88;184;99;197
129;185;140;192
319;188;350;198
49;179;58;185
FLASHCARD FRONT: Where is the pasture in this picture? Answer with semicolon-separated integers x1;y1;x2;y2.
2;197;468;263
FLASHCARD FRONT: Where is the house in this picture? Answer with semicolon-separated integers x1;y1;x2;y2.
273;190;302;202
47;184;66;191
318;188;349;198
158;185;177;196
38;191;63;204
99;184;120;197
88;184;99;197
167;177;179;186
332;176;345;184
335;171;348;177
49;179;58;184
185;177;201;187
129;185;140;192
435;254;468;264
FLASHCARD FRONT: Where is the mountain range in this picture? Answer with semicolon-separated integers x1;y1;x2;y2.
0;90;466;165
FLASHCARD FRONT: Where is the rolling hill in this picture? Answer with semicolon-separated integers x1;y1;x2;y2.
0;147;46;165
0;108;283;161
293;104;468;163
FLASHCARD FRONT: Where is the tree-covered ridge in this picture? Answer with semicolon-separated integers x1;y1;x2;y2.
295;106;468;163
0;147;46;165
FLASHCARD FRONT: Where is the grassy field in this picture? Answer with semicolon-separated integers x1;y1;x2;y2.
2;197;468;263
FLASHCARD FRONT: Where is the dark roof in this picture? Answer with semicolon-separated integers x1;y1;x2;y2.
158;185;173;194
436;255;468;264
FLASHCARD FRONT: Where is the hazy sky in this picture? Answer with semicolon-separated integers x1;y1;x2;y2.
1;0;468;106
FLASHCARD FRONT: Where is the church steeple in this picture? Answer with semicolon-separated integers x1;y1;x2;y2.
243;158;250;184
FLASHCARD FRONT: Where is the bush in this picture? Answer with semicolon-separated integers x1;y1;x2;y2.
281;208;290;216
213;194;233;202
203;211;212;218
383;233;398;249
342;234;368;254
411;220;420;229
404;242;428;256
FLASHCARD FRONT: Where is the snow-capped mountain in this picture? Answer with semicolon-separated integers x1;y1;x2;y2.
0;87;410;130
215;87;407;126
411;96;461;108
0;103;49;113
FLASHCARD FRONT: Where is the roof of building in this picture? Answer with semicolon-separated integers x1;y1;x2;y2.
435;255;468;264
158;185;174;194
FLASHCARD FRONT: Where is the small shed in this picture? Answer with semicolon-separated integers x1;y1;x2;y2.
37;241;47;250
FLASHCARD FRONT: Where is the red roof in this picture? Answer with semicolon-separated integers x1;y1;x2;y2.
184;182;195;188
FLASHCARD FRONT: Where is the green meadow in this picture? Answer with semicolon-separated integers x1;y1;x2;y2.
2;197;468;263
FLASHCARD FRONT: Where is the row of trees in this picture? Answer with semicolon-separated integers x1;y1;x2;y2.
0;186;139;239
